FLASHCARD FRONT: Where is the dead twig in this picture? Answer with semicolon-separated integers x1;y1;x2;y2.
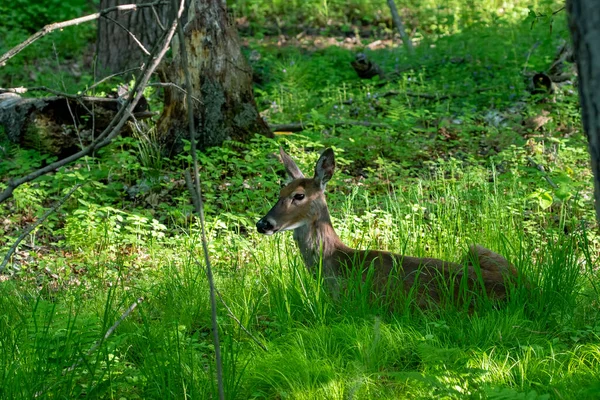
381;87;494;100
85;67;142;93
149;82;203;104
0;0;184;204
0;1;167;66
66;297;144;373
102;15;151;56
151;5;167;31
1;184;82;273
270;120;391;133
522;41;541;75
215;287;269;352
188;252;268;353
526;156;558;189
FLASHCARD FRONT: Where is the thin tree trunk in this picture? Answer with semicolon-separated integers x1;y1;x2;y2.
567;0;600;224
387;0;413;52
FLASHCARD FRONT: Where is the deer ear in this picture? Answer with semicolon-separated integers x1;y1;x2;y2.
314;148;335;189
279;147;305;179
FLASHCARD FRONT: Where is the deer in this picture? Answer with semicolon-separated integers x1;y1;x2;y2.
256;147;518;308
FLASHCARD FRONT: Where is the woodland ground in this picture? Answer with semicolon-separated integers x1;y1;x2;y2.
1;0;599;399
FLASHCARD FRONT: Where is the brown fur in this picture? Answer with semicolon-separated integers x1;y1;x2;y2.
257;148;518;307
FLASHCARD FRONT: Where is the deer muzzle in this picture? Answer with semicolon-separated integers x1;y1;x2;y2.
256;217;276;235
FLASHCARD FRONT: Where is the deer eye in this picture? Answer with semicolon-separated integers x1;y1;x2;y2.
293;193;305;201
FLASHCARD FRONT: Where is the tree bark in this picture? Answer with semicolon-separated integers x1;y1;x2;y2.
96;0;174;76
156;0;271;154
567;0;600;224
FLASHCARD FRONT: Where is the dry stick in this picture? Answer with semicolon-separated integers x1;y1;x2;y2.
215;288;269;352
184;171;200;211
151;5;167;31
381;87;494;100
270;121;391;133
149;82;203;104
522;41;541;75
386;0;413;52
85;67;141;93
175;6;225;400
33;296;145;398
0;87;156;119
188;251;268;352
102;15;151;56
66;297;144;373
0;0;183;205
0;1;167;66
526;156;558;189
0;184;81;273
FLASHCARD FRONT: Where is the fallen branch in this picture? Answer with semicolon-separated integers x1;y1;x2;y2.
381;87;494;100
1;184;81;273
270;120;391;133
0;1;167;66
1;86;120;103
0;0;184;204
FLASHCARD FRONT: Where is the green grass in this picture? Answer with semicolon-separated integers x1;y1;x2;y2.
1;0;600;398
1;157;598;398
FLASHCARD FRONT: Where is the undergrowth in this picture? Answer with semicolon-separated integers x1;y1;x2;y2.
1;1;599;399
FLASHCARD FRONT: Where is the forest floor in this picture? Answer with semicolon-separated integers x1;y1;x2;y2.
1;2;599;399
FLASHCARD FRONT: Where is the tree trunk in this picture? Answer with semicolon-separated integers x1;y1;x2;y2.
157;0;271;154
567;0;600;224
96;0;174;76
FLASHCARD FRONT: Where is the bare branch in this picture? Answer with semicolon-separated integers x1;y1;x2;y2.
215;287;268;352
1;86;120;102
149;82;203;104
151;5;167;31
66;297;144;373
0;1;167;66
526;156;558;189
1;185;81;273
85;67;142;93
102;15;151;56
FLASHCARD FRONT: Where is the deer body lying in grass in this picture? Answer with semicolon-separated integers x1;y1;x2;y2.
256;148;518;307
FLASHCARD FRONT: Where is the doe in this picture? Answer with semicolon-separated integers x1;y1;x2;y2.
256;148;518;307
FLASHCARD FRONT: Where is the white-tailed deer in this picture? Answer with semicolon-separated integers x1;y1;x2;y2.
256;148;518;307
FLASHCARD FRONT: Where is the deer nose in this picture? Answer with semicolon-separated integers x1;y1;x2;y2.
256;218;274;234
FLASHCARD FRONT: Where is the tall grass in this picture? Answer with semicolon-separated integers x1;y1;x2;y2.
1;155;598;398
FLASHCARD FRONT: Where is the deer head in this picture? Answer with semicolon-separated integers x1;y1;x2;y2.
256;147;335;235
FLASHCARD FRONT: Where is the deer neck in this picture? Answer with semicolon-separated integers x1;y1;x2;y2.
292;202;349;272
